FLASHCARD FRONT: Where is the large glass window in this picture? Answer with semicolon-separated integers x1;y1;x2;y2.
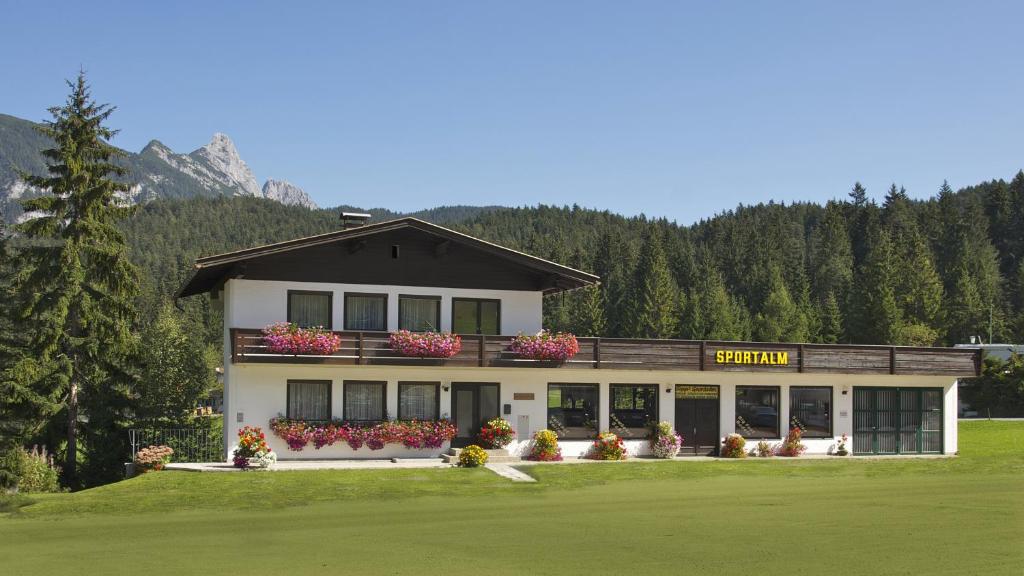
735;386;780;438
452;298;500;335
288;291;332;329
398;382;439;420
343;381;386;422
344;293;387;331
287;380;331;421
547;383;598;439
789;387;832;438
609;384;658;439
399;295;441;332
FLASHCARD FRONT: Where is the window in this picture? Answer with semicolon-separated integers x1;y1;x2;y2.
452;298;500;335
735;386;780;438
609;384;658;438
344;293;387;331
398;382;440;421
288;291;332;329
547;383;598;439
287;380;331;421
789;387;832;438
399;295;441;332
343;381;386;422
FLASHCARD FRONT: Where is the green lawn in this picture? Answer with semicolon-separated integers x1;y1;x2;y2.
1;421;1022;575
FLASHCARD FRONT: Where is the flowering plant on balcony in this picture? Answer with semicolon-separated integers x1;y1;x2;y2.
268;417;457;452
262;322;341;355
477;417;515;449
389;330;462;358
526;429;563;461
232;426;275;470
509;330;579;361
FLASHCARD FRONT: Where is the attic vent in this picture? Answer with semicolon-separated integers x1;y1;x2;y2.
391;245;400;259
340;212;371;230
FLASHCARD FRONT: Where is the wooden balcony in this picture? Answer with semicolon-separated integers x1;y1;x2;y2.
229;328;981;377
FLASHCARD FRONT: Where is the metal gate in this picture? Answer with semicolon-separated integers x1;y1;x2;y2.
853;387;943;455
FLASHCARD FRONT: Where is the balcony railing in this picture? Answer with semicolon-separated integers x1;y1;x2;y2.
229;329;981;377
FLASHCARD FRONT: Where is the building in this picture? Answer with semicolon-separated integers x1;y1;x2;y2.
177;217;980;460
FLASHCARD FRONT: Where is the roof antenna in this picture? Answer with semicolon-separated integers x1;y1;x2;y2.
340;212;371;230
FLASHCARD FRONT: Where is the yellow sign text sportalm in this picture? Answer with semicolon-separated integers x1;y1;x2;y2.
715;350;789;366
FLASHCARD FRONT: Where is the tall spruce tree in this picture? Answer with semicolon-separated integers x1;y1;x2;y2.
626;227;678;338
819;291;844;344
753;267;809;342
850;225;903;344
569;285;606;337
11;74;139;487
683;252;749;340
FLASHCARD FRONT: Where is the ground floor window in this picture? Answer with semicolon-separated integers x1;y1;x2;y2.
789;386;832;438
735;386;780;438
287;380;331;421
398;382;440;420
609;384;658;438
344;380;386;422
548;383;598;439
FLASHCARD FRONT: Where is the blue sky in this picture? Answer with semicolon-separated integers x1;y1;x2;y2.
2;1;1022;223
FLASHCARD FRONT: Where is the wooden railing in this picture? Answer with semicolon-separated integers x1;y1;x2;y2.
229;329;981;376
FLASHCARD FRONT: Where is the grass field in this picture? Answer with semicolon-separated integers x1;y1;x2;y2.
1;420;1022;575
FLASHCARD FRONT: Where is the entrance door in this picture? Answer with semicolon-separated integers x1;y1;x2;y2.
674;385;720;456
451;383;500;447
853;387;943;455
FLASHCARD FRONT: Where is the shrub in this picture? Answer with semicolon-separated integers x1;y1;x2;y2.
262;322;341;355
527;430;563;461
3;447;62;493
233;426;275;469
389;330;462;358
721;434;747;458
509;331;579;361
777;428;807;457
477;418;515;449
591;432;627;460
649;421;682;459
458;445;488;467
756;440;774;458
134;445;174;473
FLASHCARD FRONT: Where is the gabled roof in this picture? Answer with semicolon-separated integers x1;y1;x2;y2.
176;217;599;298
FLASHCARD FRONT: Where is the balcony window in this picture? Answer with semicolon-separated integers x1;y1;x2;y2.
452;298;500;335
399;295;441;332
288;291;332;329
344;293;387;331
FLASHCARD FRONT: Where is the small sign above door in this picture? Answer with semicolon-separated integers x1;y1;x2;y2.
675;385;719;400
513;393;535;401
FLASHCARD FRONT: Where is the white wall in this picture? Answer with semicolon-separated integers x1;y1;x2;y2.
224;363;959;461
224;278;542;335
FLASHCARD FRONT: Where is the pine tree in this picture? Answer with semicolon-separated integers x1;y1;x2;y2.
810;201;853;308
684;252;748;340
626;227;678;338
593;229;634;337
850;226;903;344
11;74;140;487
753;267;809;342
569;285;606;337
819;291;843;344
136;303;215;425
900;232;944;329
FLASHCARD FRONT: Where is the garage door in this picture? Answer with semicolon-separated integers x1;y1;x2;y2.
853;387;943;455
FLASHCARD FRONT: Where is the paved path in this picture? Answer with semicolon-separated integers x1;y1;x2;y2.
484;463;537;482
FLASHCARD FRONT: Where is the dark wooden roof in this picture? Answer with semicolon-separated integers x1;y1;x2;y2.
176;217;600;298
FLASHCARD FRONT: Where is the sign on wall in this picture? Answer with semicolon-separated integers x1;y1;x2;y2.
715;350;789;366
676;385;720;400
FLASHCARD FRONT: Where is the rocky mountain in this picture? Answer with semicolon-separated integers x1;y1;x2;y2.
0;113;318;222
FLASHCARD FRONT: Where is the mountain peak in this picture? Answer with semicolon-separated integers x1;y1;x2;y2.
262;179;317;209
188;133;261;197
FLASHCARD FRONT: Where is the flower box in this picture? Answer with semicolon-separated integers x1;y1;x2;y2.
509;331;579;362
262;322;341;355
389;330;462;359
269;417;457;452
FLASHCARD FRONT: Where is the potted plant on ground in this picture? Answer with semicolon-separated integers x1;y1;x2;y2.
591;432;627;460
721;433;747;458
834;433;849;456
477;417;515;449
777;427;807;457
649;421;682;459
134;445;174;474
526;430;563;461
233;426;276;470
